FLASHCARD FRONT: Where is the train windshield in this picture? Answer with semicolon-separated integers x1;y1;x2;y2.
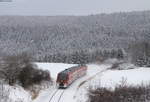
58;73;68;81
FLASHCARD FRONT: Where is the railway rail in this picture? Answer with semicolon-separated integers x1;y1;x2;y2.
49;89;65;102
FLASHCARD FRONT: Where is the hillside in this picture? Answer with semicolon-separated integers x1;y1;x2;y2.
0;11;150;60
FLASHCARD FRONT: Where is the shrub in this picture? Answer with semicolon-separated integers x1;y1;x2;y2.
110;62;120;70
0;53;32;85
0;53;51;88
88;84;150;102
18;65;51;88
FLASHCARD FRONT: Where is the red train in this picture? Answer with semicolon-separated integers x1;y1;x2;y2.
56;65;87;88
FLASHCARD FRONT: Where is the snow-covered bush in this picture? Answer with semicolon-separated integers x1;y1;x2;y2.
103;58;119;64
118;63;135;70
0;53;52;88
0;53;32;85
0;81;11;102
88;84;150;102
29;81;53;100
111;62;135;70
0;80;34;102
19;66;51;88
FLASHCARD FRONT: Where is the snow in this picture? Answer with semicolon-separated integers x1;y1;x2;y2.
33;63;111;102
118;63;135;70
3;85;32;102
36;63;77;80
4;62;150;102
97;67;150;88
1;63;77;102
103;58;119;64
77;67;150;102
31;87;54;102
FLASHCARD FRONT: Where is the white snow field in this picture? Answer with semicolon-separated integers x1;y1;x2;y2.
97;67;150;88
76;67;150;102
33;63;150;102
4;62;150;102
0;84;32;102
33;63;112;102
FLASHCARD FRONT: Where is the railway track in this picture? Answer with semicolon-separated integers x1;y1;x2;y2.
77;68;110;89
49;89;65;102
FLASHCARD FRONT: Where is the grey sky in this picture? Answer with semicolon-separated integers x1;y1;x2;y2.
0;0;150;15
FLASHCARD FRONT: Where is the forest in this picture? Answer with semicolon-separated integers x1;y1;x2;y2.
0;11;150;65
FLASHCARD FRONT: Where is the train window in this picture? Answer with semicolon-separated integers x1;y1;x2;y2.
58;73;68;81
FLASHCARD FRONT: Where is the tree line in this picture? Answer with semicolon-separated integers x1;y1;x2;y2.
39;48;124;64
0;11;150;61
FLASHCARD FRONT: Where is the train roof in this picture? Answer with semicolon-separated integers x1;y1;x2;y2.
59;65;86;74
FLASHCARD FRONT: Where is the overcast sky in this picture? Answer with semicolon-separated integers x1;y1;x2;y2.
0;0;150;15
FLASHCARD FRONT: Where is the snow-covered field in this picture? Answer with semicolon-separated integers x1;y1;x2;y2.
4;62;150;102
34;63;150;102
9;85;31;102
33;63;111;102
36;63;78;80
77;67;150;102
0;84;31;102
97;68;150;88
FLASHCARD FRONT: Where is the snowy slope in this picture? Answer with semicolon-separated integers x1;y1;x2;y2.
95;67;150;88
3;62;150;102
9;85;32;102
33;63;111;102
60;64;111;102
33;63;150;102
0;85;32;102
76;67;150;102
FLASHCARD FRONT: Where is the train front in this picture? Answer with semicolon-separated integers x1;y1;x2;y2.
56;72;68;88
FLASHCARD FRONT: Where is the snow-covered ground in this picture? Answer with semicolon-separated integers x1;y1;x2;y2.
97;67;150;88
76;67;150;102
33;63;150;102
0;84;31;102
33;63;111;102
4;62;150;102
9;85;31;102
36;63;77;80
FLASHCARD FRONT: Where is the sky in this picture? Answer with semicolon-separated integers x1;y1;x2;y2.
0;0;150;15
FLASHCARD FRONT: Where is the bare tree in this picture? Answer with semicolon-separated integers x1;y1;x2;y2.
0;53;32;85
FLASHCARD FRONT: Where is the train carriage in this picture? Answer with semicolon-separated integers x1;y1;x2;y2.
56;65;87;88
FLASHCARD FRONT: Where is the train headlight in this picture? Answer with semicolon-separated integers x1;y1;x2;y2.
64;84;67;88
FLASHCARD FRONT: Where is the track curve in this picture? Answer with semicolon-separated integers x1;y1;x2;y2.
49;89;65;102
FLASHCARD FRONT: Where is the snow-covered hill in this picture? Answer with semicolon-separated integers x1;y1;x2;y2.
1;11;150;57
